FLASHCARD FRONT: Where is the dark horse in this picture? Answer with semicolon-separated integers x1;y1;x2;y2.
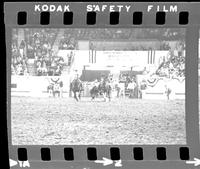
90;78;113;102
90;85;99;100
70;79;83;101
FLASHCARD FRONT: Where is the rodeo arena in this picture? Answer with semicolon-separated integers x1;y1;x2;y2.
11;28;186;145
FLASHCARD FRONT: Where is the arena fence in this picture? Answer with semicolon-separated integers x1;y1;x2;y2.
11;75;185;99
11;75;70;97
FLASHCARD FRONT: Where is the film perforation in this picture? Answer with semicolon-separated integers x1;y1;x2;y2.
17;148;28;161
110;12;120;25
156;12;166;25
179;11;189;25
40;11;50;25
41;148;51;161
15;10;192;26
87;147;97;161
15;147;193;162
87;12;96;25
133;11;143;25
63;12;73;25
179;147;190;160
110;147;121;160
156;147;167;160
17;11;27;25
133;147;144;160
64;147;74;161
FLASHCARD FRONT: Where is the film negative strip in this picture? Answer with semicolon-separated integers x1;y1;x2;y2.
4;2;200;169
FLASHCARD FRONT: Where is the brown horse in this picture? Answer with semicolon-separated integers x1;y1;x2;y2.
90;77;113;102
70;79;83;101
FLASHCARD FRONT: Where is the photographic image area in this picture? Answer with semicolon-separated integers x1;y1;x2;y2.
11;28;186;145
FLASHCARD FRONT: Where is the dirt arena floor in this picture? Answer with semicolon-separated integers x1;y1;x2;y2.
11;96;186;145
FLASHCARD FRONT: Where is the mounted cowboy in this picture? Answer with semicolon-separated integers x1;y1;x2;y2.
98;73;113;102
70;74;83;101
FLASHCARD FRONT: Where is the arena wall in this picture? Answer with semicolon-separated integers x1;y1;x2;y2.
11;75;70;97
11;75;185;100
137;75;185;100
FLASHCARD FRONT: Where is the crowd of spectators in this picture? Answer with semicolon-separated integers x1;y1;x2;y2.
59;37;76;50
59;30;77;50
127;43;171;51
58;28;185;51
12;28;185;76
12;29;68;76
11;40;28;75
156;43;185;78
35;55;65;76
11;29;28;75
59;28;185;41
90;41;177;51
25;29;60;76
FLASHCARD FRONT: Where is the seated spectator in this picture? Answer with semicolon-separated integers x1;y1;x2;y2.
23;67;29;76
43;42;48;49
51;58;57;67
54;65;62;76
62;42;68;49
36;59;41;67
16;63;23;75
41;49;47;56
41;61;48;75
48;68;54;76
27;44;35;59
19;40;26;57
11;64;16;75
45;57;51;68
37;65;43;76
68;43;75;50
58;57;64;67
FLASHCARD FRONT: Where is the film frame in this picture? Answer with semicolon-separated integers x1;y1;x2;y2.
4;2;200;169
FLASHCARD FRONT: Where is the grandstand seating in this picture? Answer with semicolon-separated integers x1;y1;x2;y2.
60;28;184;41
12;28;185;76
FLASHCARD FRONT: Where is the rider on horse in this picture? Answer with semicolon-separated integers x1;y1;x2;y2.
71;74;83;101
98;73;113;101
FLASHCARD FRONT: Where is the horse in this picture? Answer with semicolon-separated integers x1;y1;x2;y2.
90;78;113;102
90;85;99;100
90;81;100;100
70;79;83;101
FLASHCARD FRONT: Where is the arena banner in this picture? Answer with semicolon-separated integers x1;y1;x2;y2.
62;50;170;70
137;75;185;100
4;2;200;169
96;50;169;68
